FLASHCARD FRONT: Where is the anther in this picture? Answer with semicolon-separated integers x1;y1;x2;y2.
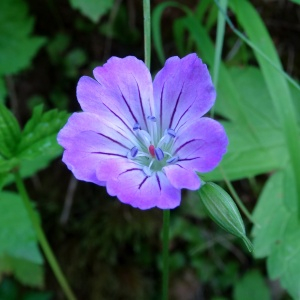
130;146;138;158
166;156;179;164
167;128;176;138
155;147;164;161
133;123;141;131
147;116;156;122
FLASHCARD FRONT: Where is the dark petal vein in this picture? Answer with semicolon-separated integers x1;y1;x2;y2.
97;133;130;150
138;176;149;189
178;156;202;162
120;168;143;176
156;173;161;191
91;152;127;158
174;104;192;130
169;84;184;129
103;103;132;133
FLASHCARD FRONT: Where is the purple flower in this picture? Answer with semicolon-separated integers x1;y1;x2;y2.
57;54;228;209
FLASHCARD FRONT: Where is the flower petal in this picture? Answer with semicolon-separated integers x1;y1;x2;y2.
153;53;216;134
62;150;105;186
164;165;200;190
96;159;181;209
172;117;228;173
92;56;154;131
77;76;136;139
57;112;134;153
57;112;135;185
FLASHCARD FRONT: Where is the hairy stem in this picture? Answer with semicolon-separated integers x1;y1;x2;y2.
143;0;151;69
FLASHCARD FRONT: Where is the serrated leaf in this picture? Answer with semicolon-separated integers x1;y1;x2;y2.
0;191;44;287
16;108;69;160
0;104;21;158
233;270;270;300
267;216;300;299
69;0;114;23
0;255;44;288
0;0;46;75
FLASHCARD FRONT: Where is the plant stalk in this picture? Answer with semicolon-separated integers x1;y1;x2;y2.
143;0;151;69
162;209;170;300
14;171;76;300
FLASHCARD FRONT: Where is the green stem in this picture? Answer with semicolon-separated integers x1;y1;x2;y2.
162;209;170;300
143;0;151;69
14;172;76;300
211;0;228;118
220;167;255;224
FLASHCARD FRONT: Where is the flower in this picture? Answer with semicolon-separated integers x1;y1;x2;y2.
57;54;228;209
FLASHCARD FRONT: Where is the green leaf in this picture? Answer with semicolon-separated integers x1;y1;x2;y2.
252;170;300;299
0;191;44;287
0;0;45;75
199;182;252;251
69;0;114;23
233;270;270;300
0;104;21;158
230;0;300;217
290;0;300;4
252;172;290;258
16;107;69;160
267;216;300;299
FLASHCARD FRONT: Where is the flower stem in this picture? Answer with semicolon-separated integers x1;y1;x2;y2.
143;0;151;69
162;209;170;300
14;171;77;300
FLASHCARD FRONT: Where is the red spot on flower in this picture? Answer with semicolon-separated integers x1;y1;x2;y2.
149;145;155;157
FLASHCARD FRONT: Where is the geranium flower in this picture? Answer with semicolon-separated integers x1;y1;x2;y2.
57;54;228;209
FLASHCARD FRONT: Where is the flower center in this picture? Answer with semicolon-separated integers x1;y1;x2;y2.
127;116;179;176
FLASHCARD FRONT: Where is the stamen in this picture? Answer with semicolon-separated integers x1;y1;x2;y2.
143;166;152;176
147;116;156;122
130;146;138;158
137;130;152;146
167;128;176;138
133;123;141;131
166;156;179;164
155;147;164;161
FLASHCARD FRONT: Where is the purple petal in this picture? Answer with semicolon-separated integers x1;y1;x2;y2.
77;76;135;138
96;159;181;209
92;56;154;131
153;53;216;134
57;112;134;185
164;165;201;190
62;150;105;186
172;118;228;173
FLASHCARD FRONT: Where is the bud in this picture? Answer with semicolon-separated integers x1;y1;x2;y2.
199;182;253;252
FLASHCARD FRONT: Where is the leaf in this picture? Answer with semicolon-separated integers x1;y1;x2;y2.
204;67;288;181
0;191;44;287
233;270;270;300
267;216;300;299
16;107;69;160
290;0;300;4
69;0;114;23
0;104;21;158
0;0;45;75
252;172;290;258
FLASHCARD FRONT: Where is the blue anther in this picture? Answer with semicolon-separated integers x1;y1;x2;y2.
147;116;156;122
130;146;138;158
166;156;179;164
155;147;164;161
133;123;141;131
167;128;176;138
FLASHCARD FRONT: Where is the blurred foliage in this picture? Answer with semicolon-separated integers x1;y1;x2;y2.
0;0;299;299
